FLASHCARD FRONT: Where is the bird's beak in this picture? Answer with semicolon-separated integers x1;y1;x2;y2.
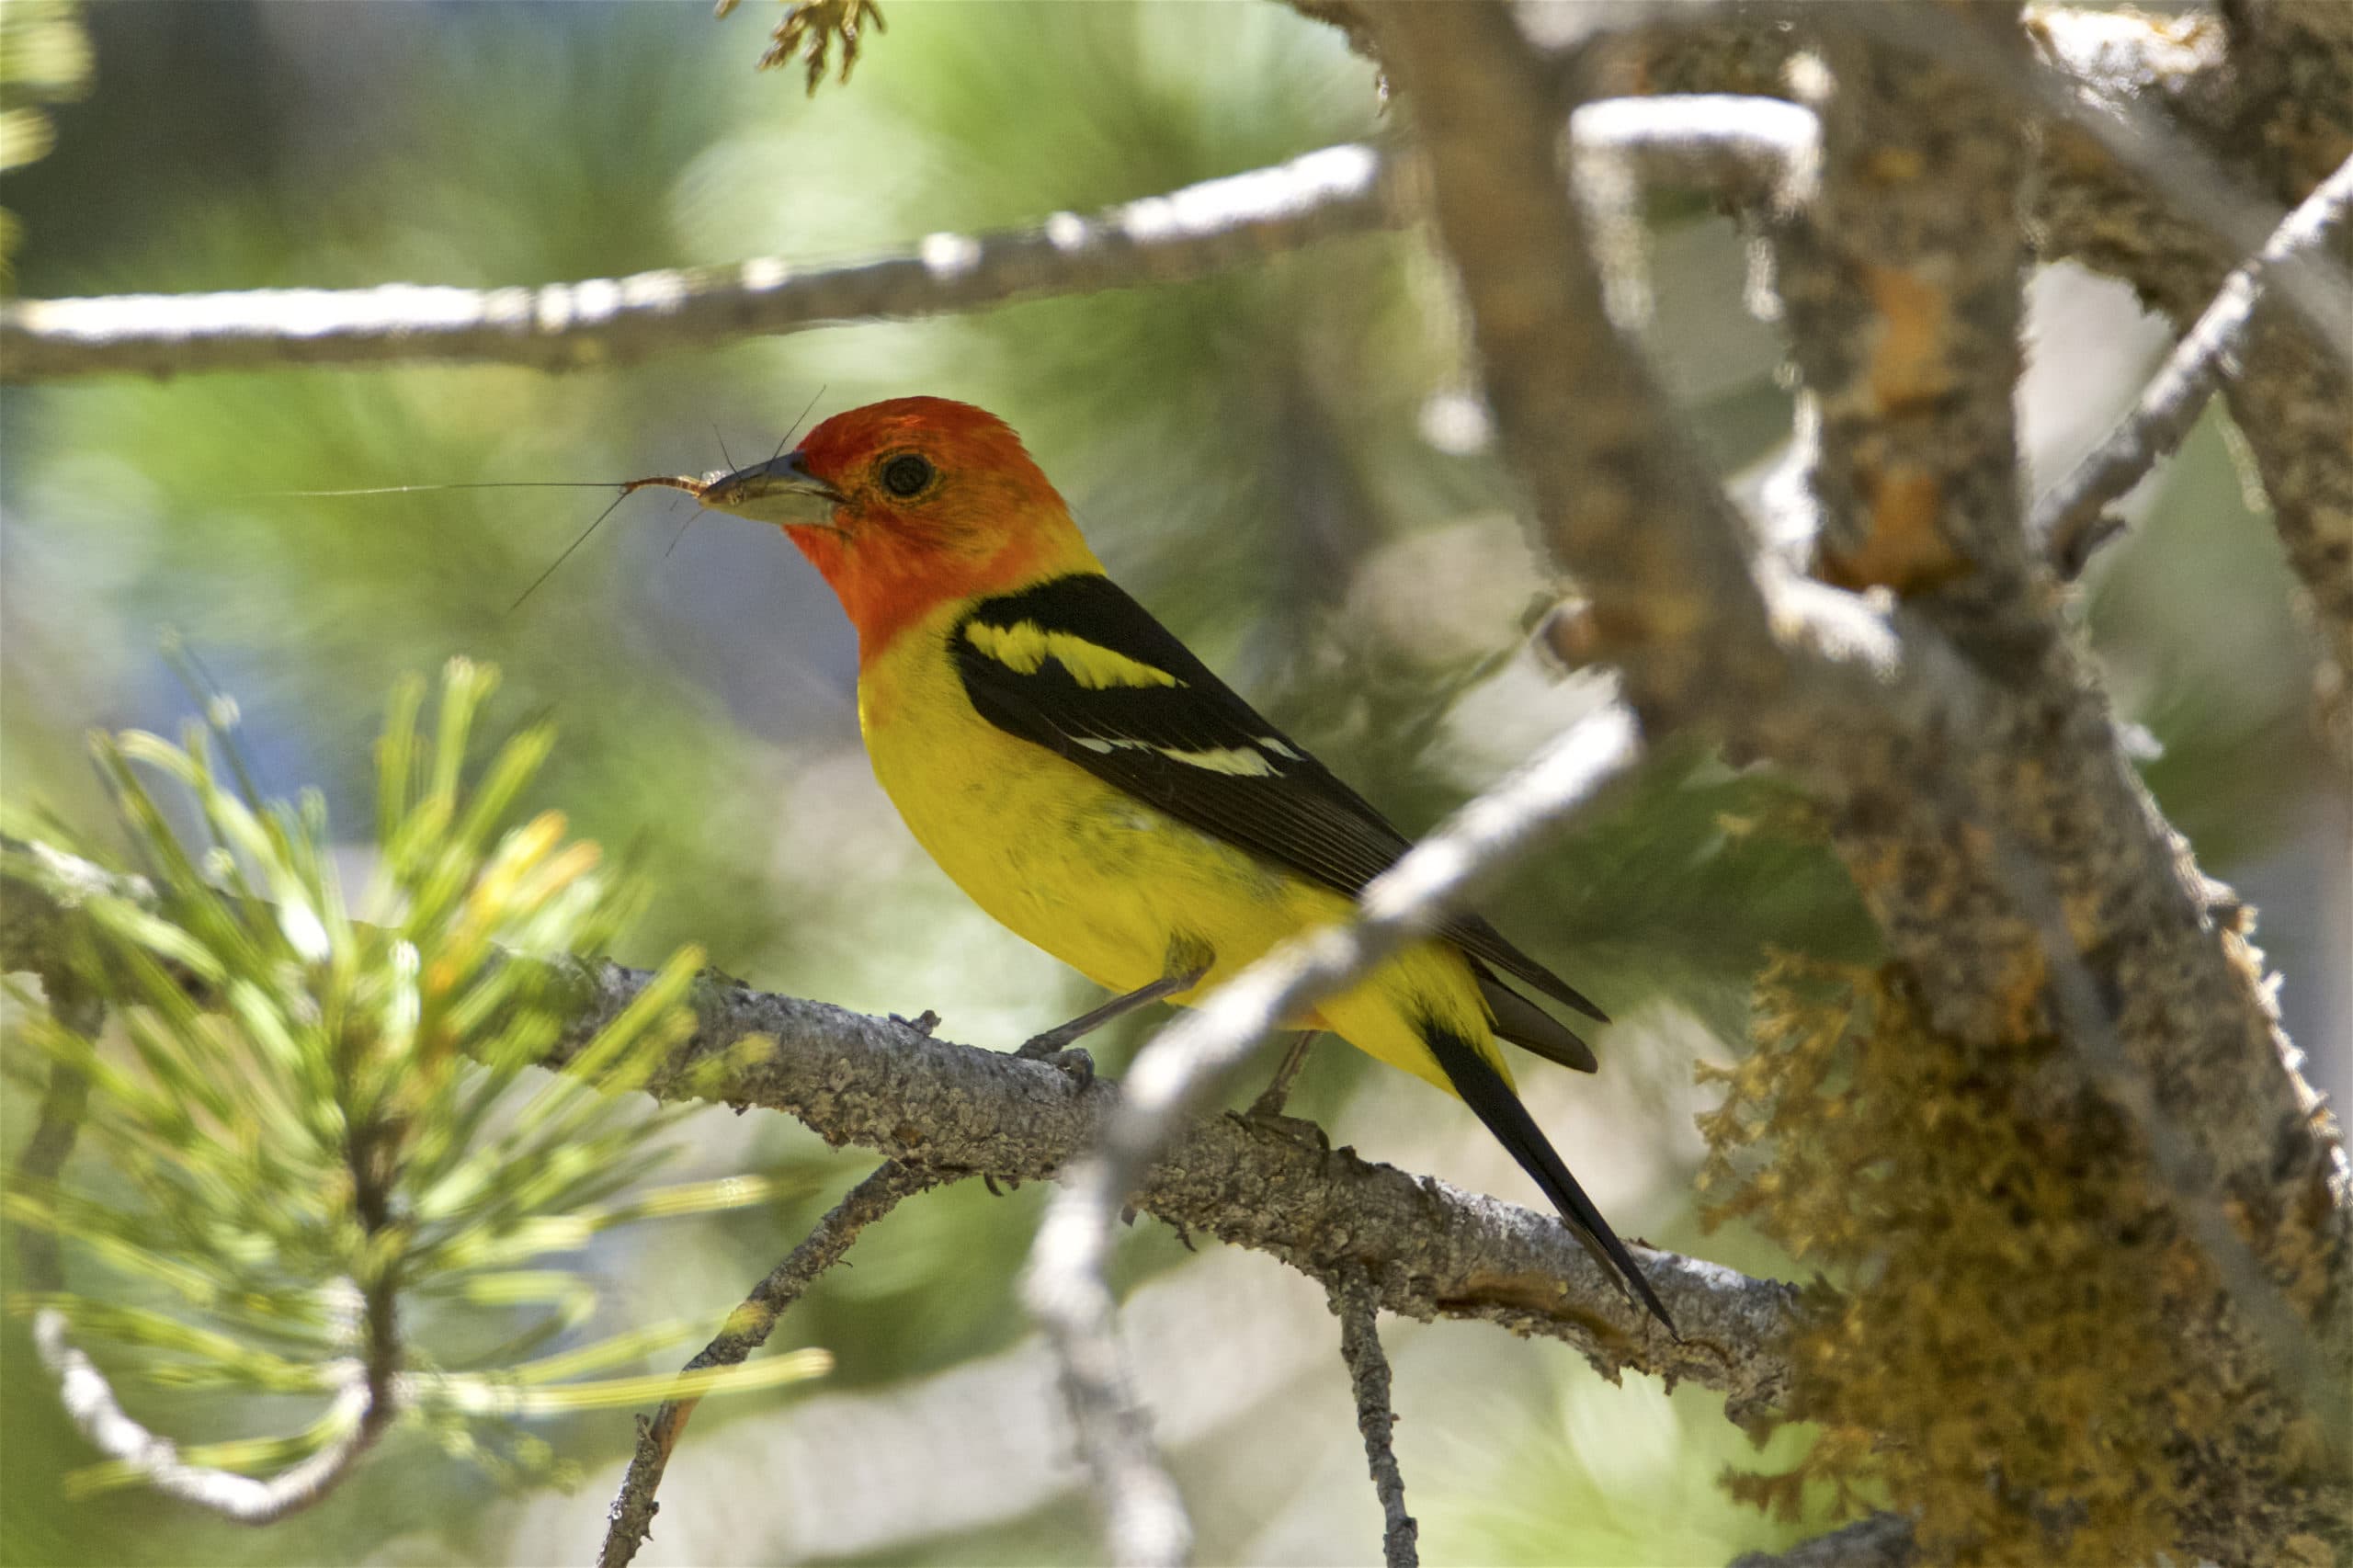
697;449;848;530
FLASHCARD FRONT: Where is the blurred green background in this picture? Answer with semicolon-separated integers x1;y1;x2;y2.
2;3;2343;1563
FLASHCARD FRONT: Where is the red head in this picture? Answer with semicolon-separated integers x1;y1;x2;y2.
699;397;1099;660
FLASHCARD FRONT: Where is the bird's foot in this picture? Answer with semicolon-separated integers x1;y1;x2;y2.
1227;1107;1330;1153
1018;1043;1097;1085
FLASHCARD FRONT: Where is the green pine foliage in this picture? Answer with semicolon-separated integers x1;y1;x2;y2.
2;662;818;1504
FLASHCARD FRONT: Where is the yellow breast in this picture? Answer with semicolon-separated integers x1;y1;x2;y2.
852;599;1496;1093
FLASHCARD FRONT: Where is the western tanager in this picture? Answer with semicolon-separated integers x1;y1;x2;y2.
698;395;1667;1327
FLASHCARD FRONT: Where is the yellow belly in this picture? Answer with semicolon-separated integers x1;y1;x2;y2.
857;609;1505;1096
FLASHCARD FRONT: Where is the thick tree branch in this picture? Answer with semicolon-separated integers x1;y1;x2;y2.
597;1160;948;1568
1771;6;2034;627
0;144;1397;381
1368;0;2347;1551
1980;817;2350;1454
0;846;1802;1429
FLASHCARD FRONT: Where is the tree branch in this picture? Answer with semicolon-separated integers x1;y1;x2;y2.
1572;5;2353;760
0;98;1820;391
1978;814;2350;1455
2030;2;2353;766
0;144;1397;381
0;843;1802;1429
2035;149;2353;579
1365;0;2347;1551
1328;1268;1416;1568
597;1159;948;1568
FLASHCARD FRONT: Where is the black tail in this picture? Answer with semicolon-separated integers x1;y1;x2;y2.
1420;1020;1676;1335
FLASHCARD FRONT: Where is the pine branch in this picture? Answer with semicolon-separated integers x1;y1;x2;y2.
0;837;1804;1432
11;993;400;1523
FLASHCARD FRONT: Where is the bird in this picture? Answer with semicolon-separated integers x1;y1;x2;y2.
693;395;1669;1329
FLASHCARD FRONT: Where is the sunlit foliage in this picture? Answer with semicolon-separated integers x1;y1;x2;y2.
2;663;816;1504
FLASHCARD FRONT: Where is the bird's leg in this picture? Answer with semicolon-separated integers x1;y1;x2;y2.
1015;966;1208;1079
1245;1030;1321;1119
1233;1031;1331;1152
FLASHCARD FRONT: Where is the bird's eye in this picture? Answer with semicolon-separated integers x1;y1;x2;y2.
881;453;934;497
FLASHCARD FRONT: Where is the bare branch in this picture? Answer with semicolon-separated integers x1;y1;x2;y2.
2037;149;2353;578
1022;707;1647;1567
597;1160;947;1568
2029;5;2353;763
0;145;1397;382
1327;1269;1416;1568
29;1323;385;1526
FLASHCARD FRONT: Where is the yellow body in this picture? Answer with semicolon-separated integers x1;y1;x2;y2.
858;597;1512;1096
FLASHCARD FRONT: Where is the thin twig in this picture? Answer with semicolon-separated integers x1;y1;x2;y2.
596;1159;949;1568
30;1325;383;1525
0;144;1396;381
1328;1269;1416;1568
1021;706;1646;1568
1978;822;2352;1461
2037;148;2353;577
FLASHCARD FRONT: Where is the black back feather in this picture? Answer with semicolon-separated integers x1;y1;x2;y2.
952;574;1608;1030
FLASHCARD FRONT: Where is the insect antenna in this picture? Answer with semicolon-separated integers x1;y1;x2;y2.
663;494;699;560
771;384;828;463
506;475;706;613
249;482;632;499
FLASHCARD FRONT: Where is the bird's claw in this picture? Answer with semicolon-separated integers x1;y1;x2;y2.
1019;1045;1096;1085
1227;1108;1330;1153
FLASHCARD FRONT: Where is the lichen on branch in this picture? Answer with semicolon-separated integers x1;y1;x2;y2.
1698;955;2317;1565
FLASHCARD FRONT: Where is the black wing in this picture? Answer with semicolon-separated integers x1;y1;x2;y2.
950;574;1606;1062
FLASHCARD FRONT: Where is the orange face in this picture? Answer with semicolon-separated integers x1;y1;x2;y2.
699;396;1098;661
